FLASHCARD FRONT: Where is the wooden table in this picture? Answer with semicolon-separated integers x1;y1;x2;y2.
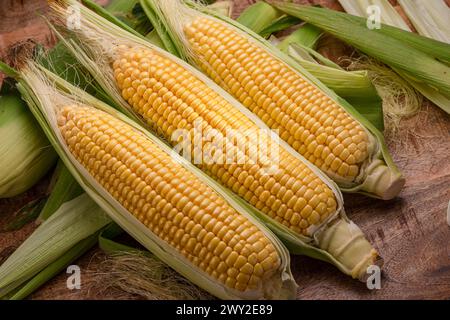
1;0;449;300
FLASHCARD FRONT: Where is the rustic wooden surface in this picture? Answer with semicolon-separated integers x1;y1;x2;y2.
0;0;449;300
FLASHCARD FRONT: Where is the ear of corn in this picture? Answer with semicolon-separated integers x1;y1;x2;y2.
0;93;57;198
139;0;404;200
49;0;381;281
13;60;296;300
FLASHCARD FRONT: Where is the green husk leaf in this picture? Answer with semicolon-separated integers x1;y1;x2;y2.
8;230;100;300
104;1;152;36
347;99;384;131
1;198;46;232
0;193;111;298
336;0;450;114
139;0;181;56
235;1;300;38
207;1;234;18
259;15;302;38
37;160;83;222
145;29;165;48
399;71;450;114
105;0;139;13
330;1;450;65
274;3;450;111
0;61;19;78
236;1;283;35
287;45;374;97
80;0;143;38
289;42;342;69
278;23;323;52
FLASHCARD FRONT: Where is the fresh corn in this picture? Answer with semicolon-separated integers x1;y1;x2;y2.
0;94;57;198
143;0;405;199
49;0;381;281
13;61;296;299
58;104;281;292
113;46;337;236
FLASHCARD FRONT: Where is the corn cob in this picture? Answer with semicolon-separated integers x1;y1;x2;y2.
142;0;405;200
0;94;57;198
58;104;281;292
113;46;337;236
15;61;296;299
49;0;381;281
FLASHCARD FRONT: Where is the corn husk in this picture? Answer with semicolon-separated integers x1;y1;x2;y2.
37;160;83;222
275;3;450;115
207;1;234;18
339;0;450;44
236;2;283;35
7;228;105;300
0;94;57;198
104;0;153;36
338;0;412;31
0;193;111;298
398;0;450;44
50;0;382;281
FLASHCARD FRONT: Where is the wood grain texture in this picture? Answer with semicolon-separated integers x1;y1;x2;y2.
0;0;449;300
